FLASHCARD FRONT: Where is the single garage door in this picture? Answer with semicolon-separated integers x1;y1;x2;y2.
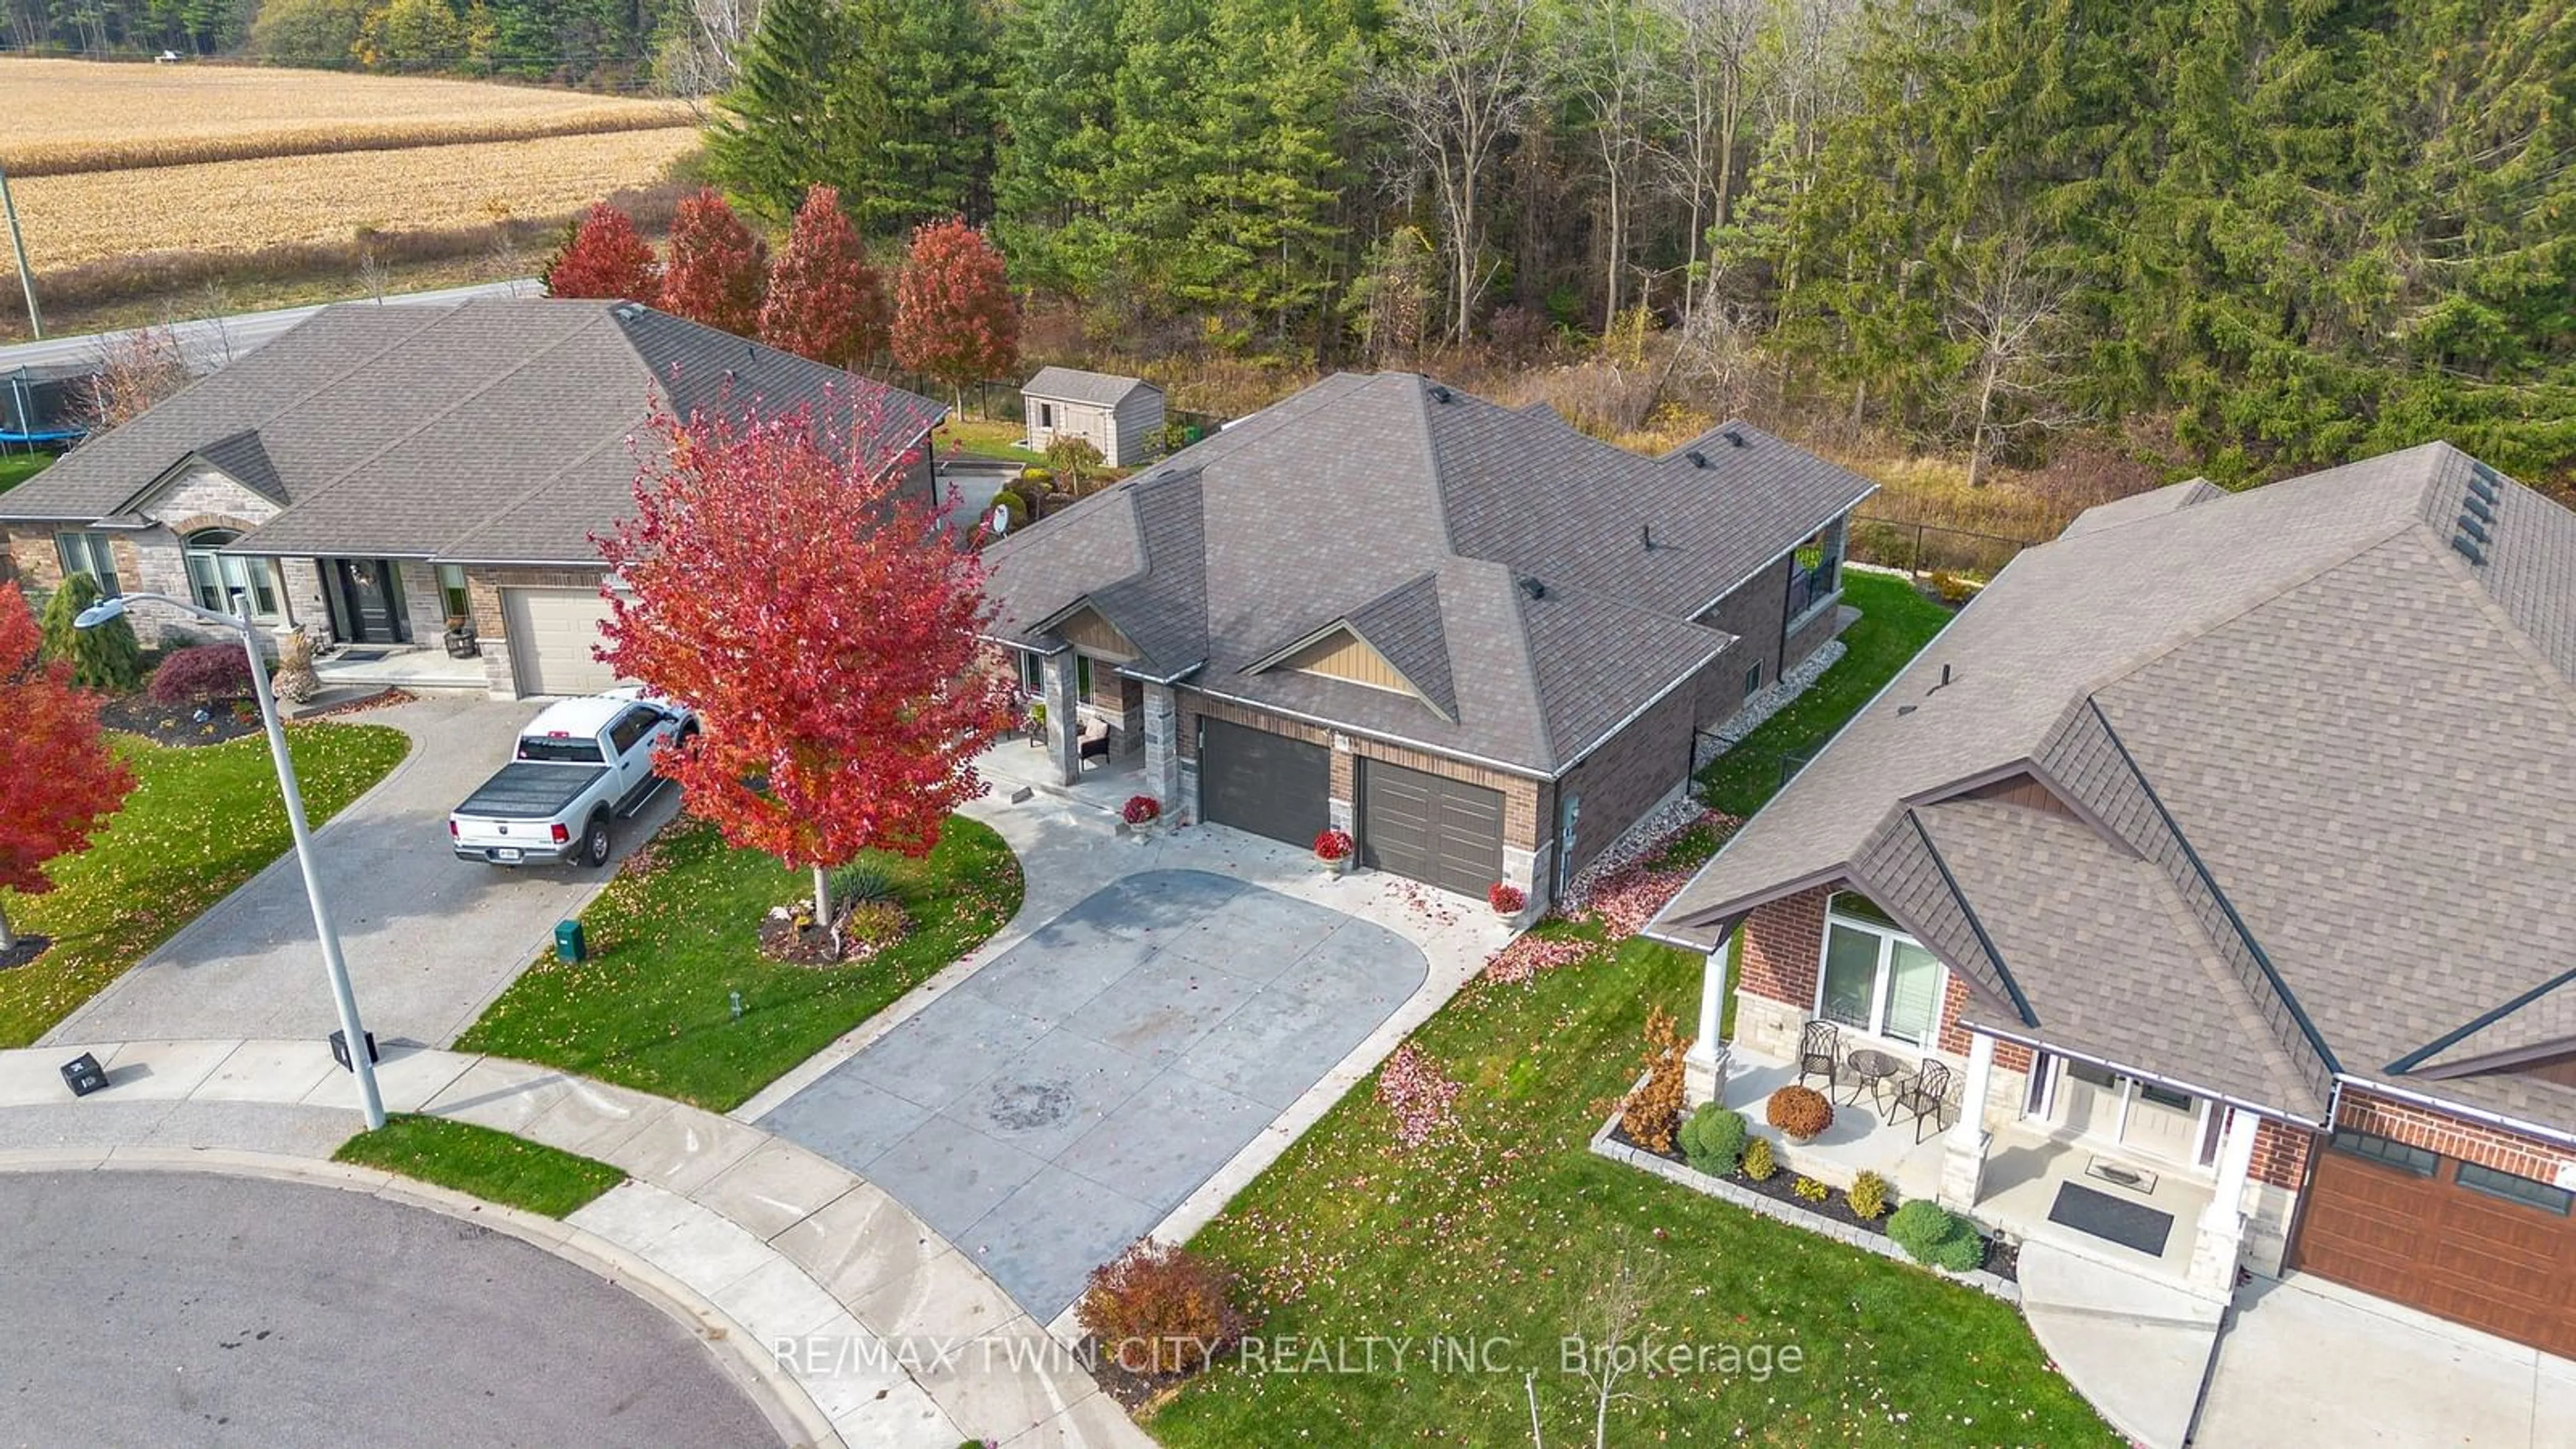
1360;757;1504;899
1197;717;1330;847
2294;1129;2576;1357
503;587;624;698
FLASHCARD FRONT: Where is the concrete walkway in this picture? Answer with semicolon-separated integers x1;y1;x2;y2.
44;697;678;1049
2014;1241;2221;1449
0;1038;1150;1449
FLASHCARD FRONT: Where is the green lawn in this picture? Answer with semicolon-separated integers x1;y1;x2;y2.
334;1113;624;1218
937;416;1047;464
1153;926;2115;1446
457;816;1023;1111
1697;570;1957;816
0;451;53;494
0;723;411;1047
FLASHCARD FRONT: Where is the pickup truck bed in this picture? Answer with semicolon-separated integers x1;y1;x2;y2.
454;762;608;821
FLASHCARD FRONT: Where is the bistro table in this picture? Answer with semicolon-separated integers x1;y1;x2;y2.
1843;1047;1904;1110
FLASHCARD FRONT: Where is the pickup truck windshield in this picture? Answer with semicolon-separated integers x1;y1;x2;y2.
517;736;607;764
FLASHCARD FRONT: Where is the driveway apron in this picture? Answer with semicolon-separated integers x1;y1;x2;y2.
760;868;1430;1318
42;696;680;1050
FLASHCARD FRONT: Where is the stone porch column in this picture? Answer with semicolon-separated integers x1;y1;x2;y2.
2187;1108;2261;1297
1684;932;1731;1108
1141;682;1183;820
1938;1030;1997;1211
1039;649;1081;786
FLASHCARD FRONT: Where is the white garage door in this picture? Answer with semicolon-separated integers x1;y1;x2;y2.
502;587;624;697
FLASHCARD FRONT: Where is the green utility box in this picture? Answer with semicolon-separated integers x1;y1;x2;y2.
555;919;587;963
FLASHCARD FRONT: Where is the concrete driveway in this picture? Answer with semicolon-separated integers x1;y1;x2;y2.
2195;1273;2576;1447
1;1170;776;1446
759;868;1428;1318
42;696;678;1049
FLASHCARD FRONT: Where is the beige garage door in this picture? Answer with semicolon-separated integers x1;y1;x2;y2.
502;587;623;697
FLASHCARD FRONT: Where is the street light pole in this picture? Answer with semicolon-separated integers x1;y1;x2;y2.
78;590;385;1129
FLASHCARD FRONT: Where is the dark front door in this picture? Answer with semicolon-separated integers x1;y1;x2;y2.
329;557;412;644
1197;717;1329;847
1360;758;1505;898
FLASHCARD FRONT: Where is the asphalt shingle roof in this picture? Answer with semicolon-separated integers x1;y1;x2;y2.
1652;441;2576;1136
982;372;1870;776
3;299;943;567
1022;366;1159;408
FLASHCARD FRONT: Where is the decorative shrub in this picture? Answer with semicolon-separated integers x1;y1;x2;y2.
1122;794;1161;825
1740;1135;1776;1181
1487;881;1525;914
1075;1241;1246;1380
38;572;142;692
830;861;898;905
1847;1169;1891;1221
1793;1176;1830;1203
1678;1105;1748;1175
1377;1040;1462;1148
1887;1200;1986;1272
987;490;1030;532
148;641;256;704
1765;1084;1835;1139
1927;569;1978;605
1618;1006;1689;1153
1311;828;1353;861
841;900;910;959
1019;465;1053;486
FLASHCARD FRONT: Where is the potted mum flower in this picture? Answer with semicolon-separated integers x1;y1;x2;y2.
1313;828;1354;875
1122;794;1162;839
1487;881;1527;919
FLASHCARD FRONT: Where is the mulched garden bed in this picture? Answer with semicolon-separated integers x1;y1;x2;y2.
100;693;260;747
1606;1118;2019;1283
755;898;913;967
0;934;53;972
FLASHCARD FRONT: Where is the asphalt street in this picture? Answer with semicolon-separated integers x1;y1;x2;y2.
0;1170;779;1447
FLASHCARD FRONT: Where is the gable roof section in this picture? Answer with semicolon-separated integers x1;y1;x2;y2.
1022;366;1160;408
1652;440;2576;1134
191;429;284;504
982;372;1859;776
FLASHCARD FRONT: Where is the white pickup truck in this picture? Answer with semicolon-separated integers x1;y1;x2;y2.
448;690;695;868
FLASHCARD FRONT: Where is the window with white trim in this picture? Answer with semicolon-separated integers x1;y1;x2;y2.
56;531;121;596
182;529;280;619
1815;892;1945;1048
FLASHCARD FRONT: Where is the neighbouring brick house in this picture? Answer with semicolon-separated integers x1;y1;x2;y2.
1650;442;2576;1358
979;372;1872;912
1;298;942;698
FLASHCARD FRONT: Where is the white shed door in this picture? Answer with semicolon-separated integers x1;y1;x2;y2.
503;587;623;697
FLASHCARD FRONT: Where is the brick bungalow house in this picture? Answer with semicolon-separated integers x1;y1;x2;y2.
1650;442;2576;1356
1;298;943;698
979;372;1873;910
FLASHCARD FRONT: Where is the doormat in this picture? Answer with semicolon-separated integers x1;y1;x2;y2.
2085;1156;2160;1194
2048;1181;2174;1257
335;649;391;662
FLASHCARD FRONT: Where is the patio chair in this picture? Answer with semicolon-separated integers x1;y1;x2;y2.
1077;716;1112;769
1890;1059;1952;1142
1796;1020;1841;1093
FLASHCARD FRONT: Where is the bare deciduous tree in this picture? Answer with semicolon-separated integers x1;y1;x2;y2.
80;325;189;432
1372;0;1541;347
1947;232;2077;488
1650;0;1767;325
1554;0;1672;327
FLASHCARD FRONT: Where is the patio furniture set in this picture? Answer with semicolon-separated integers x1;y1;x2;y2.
1798;1021;1953;1142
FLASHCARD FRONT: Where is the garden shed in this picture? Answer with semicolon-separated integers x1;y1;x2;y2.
1020;366;1165;467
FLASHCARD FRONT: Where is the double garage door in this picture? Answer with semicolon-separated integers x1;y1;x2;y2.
2294;1136;2576;1357
1195;718;1503;899
502;588;627;698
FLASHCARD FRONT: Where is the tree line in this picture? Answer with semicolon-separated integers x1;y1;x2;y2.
4;0;686;89
704;0;2574;483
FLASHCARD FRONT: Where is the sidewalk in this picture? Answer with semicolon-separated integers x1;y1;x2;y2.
0;1038;1150;1449
2015;1240;2222;1449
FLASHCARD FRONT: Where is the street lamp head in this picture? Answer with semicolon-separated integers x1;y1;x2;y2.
72;596;129;629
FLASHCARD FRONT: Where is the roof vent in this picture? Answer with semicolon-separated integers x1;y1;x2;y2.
1641;523;1655;550
1428;384;1453;404
2465;492;2496;525
609;301;645;321
1686;449;1710;469
1925;662;1955;695
2457;513;2490;545
1722;428;1748;448
1519;576;1546;600
2453;535;2487;566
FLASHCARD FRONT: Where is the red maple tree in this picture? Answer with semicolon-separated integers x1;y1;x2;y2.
0;587;135;953
659;187;769;337
594;392;1012;923
760;186;890;370
891;218;1020;409
543;202;661;303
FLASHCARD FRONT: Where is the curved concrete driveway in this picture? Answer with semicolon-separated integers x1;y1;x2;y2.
761;869;1429;1318
1;1169;775;1446
42;696;678;1049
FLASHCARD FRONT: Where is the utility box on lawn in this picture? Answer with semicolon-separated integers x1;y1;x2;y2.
555;919;587;963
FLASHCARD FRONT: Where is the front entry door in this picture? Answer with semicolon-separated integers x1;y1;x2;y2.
329;557;411;644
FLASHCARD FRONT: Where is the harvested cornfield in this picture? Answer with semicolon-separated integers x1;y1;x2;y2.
11;128;704;270
0;58;691;175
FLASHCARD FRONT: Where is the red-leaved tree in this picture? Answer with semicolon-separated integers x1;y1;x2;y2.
594;392;1012;923
891;218;1019;410
659;187;769;337
760;186;890;370
0;586;135;952
544;202;661;304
